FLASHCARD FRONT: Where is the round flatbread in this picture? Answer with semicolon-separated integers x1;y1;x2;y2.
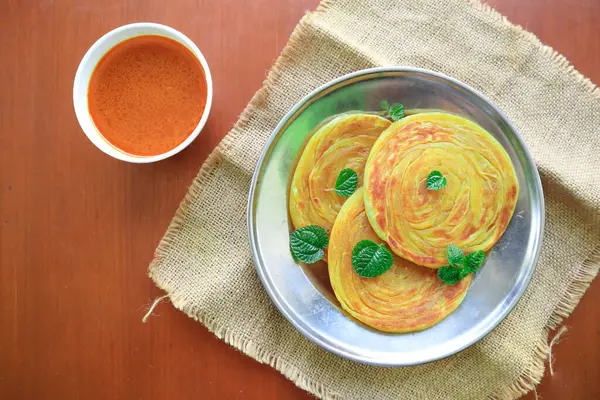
289;113;391;234
329;188;471;333
364;112;519;268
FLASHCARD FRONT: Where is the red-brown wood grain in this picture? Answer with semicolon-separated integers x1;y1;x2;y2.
0;1;598;399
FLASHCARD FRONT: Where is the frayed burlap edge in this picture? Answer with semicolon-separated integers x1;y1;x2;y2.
148;1;600;399
487;245;600;400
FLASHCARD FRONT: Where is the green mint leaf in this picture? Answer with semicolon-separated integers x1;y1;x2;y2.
446;244;464;267
438;266;462;285
334;168;358;197
290;245;299;262
351;240;393;278
459;268;472;280
426;170;447;190
439;246;486;284
464;250;486;273
389;103;405;121
379;99;390;111
290;225;328;264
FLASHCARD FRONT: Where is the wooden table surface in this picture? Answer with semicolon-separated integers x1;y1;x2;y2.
1;0;598;398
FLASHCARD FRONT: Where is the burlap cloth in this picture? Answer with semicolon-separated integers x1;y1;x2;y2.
149;0;600;398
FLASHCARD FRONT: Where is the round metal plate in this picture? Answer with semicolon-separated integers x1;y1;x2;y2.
247;67;544;366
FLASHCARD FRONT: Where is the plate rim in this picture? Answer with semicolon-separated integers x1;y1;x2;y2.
247;66;545;366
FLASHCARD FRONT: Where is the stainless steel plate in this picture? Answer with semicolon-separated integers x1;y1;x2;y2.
247;67;544;366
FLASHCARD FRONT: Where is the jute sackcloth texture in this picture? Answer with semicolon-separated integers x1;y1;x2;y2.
148;0;600;398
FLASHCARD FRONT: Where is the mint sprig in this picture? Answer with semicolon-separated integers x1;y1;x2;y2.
380;100;405;122
389;104;405;121
437;245;486;285
437;266;462;285
464;250;486;274
426;170;447;190
290;225;328;264
446;244;464;266
334;169;358;197
351;240;393;278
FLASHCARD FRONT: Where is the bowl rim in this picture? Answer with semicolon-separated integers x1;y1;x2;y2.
72;22;213;163
247;66;545;366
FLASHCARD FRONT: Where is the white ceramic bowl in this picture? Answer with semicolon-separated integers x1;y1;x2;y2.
73;23;213;163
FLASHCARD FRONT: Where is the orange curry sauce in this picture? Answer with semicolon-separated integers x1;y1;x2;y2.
88;35;207;156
